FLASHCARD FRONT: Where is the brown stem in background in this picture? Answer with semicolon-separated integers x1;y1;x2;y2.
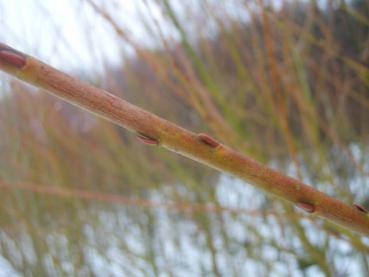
0;42;368;236
0;180;268;216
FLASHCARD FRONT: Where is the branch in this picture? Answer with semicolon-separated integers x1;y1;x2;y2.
1;42;368;236
0;180;276;216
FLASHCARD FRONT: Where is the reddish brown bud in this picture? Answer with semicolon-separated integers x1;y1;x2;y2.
198;133;219;148
297;202;315;213
0;49;26;68
354;204;368;213
0;43;8;49
0;42;14;51
137;133;159;145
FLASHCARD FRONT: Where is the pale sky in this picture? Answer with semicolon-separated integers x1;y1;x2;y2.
0;0;314;74
0;0;163;74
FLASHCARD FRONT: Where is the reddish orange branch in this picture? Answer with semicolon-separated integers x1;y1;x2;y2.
1;42;368;236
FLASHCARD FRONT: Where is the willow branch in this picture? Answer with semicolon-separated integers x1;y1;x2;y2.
1;42;368;236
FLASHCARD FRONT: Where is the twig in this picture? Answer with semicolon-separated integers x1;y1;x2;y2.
1;42;368;236
0;180;276;216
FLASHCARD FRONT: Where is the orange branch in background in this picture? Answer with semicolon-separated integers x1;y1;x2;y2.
0;42;368;236
0;180;270;216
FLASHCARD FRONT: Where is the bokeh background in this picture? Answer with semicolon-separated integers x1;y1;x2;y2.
0;0;369;276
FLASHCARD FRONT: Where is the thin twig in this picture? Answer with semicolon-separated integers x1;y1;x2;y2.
1;42;368;236
0;180;275;216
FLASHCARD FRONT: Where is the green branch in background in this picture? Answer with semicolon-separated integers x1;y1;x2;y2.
0;42;368;236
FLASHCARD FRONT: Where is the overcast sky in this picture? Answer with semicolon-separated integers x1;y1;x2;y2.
0;0;159;74
0;0;319;73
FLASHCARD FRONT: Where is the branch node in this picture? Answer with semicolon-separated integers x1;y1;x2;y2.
0;45;26;69
354;204;368;214
297;202;315;213
198;133;219;148
136;133;159;145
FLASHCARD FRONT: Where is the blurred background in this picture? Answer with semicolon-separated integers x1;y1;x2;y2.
0;0;369;276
